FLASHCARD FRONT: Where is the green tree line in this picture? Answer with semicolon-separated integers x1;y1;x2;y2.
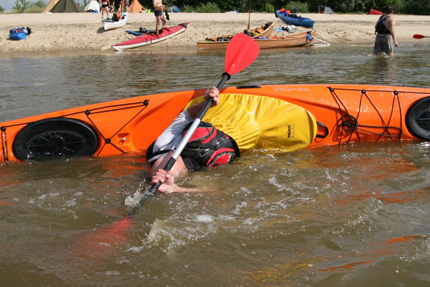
138;0;429;15
8;0;46;13
3;0;429;14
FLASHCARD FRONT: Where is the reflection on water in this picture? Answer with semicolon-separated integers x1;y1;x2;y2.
2;44;430;122
1;45;430;286
370;56;398;84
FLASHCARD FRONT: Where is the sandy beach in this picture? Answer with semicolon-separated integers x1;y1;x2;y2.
1;12;430;55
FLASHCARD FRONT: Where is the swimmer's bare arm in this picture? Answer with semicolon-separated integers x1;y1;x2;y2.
151;169;202;193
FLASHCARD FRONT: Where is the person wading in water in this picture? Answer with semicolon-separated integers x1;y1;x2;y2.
373;4;399;56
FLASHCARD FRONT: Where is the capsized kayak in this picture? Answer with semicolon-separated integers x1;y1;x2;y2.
112;22;191;51
1;84;430;164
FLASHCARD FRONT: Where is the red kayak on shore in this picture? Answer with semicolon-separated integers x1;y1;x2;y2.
112;22;191;51
369;9;383;15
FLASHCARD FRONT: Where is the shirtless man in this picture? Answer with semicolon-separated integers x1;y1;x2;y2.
374;4;399;56
153;0;167;34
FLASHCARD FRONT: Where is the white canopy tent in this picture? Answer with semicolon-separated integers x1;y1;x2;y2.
85;0;100;12
324;6;334;14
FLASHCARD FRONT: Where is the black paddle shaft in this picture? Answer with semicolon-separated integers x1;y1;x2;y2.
127;72;231;216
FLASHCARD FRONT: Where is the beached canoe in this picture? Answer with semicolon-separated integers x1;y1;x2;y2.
197;30;315;51
103;12;128;31
1;84;430;164
250;21;276;38
276;10;314;28
113;22;191;51
202;21;276;42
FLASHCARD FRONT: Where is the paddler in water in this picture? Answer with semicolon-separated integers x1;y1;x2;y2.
153;0;167;34
146;87;240;193
373;4;399;56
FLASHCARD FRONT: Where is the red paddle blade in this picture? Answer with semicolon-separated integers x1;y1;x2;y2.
225;34;260;76
413;34;426;39
71;217;132;264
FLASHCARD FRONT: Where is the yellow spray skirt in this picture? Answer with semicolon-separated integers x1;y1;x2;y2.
186;93;318;151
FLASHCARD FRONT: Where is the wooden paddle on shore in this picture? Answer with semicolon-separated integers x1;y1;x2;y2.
413;34;430;39
73;33;260;256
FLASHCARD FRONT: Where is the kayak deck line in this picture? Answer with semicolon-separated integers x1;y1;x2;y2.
1;99;150;162
1;84;430;164
329;87;403;143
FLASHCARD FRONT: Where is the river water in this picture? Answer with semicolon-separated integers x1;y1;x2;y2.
1;42;430;286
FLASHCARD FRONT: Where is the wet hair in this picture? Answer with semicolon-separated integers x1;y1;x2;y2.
385;4;394;14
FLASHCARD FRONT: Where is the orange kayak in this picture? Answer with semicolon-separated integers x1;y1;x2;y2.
1;84;429;164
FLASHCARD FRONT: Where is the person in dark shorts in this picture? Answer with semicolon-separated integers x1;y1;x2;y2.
153;0;167;34
373;4;399;56
113;0;125;13
99;0;110;19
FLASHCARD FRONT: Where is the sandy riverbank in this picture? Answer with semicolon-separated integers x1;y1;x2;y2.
1;12;429;55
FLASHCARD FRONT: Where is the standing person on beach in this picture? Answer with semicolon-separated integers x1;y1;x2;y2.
99;0;110;19
111;0;126;21
373;4;399;56
153;0;167;34
146;87;240;194
113;0;124;14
